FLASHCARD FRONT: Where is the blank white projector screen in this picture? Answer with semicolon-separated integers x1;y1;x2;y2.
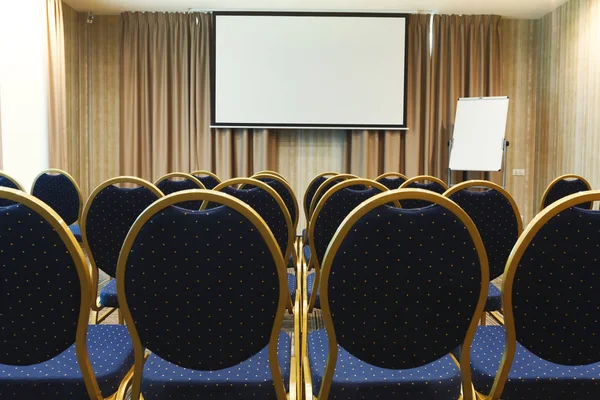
212;12;408;129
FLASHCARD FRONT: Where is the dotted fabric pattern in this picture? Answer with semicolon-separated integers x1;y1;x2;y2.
216;186;289;259
544;179;591;209
401;182;447;209
99;279;118;308
124;205;280;370
31;173;80;225
256;178;297;226
377;176;407;190
0;325;135;399
486;283;502;312
310;177;348;214
328;204;482;369
306;272;321;309
305;177;328;217
469;326;600;399
192;175;220;190
141;332;291;399
0;204;81;366
308;329;461;400
156;179;203;210
512;207;600;366
85;185;161;278
449;189;519;280
0;177;20;207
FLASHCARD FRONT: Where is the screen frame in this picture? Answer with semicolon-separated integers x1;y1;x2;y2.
210;11;410;130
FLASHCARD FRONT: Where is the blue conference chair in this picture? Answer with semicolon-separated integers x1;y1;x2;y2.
0;188;134;400
255;169;288;182
445;180;522;316
31;169;83;242
306;179;392;312
190;169;221;189
468;190;600;399
209;178;297;312
117;190;294;399
305;189;489;400
399;175;449;209
155;172;205;210
81;177;163;323
375;171;408;189
0;171;24;207
540;173;592;210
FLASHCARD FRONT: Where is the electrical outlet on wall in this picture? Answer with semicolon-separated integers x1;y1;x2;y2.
513;169;525;176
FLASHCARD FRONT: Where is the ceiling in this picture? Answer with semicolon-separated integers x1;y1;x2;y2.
64;0;569;19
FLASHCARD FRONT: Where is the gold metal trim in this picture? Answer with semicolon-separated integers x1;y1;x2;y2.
487;190;600;400
0;188;103;399
255;170;288;182
31;168;84;224
190;170;222;184
302;172;339;229
375;172;408;182
306;179;393;312
399;174;449;190
0;171;25;192
308;174;359;219
116;190;289;400
316;189;489;400
154;172;206;190
80;177;164;314
539;174;592;211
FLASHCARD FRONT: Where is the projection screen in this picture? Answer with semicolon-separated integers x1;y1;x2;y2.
212;12;409;130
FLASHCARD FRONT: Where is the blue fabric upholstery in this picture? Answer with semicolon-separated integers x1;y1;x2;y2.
308;329;461;400
31;172;80;225
85;185;161;278
156;179;203;210
449;189;519;280
303;245;311;264
470;326;600;399
401;181;447;209
257;177;297;226
124;205;281;370
377;176;407;190
142;332;291;399
306;273;321;308
191;174;220;190
485;283;502;312
0;176;21;207
287;273;297;301
0;203;81;365
543;178;591;209
99;279;118;308
310;177;348;213
305;176;328;218
0;325;134;399
69;223;83;243
328;204;482;369
512;207;600;365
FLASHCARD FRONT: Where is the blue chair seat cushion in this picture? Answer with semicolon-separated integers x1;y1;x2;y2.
0;324;134;399
306;272;321;309
99;279;118;308
308;329;462;399
69;223;82;243
287;273;297;301
303;245;311;264
470;326;600;399
141;331;291;399
485;283;502;312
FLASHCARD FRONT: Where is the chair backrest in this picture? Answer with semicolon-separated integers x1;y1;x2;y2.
0;188;102;398
318;189;488;400
445;180;522;280
190;170;221;189
155;172;205;210
31;169;82;225
399;175;449;209
375;172;408;190
303;172;338;223
117;190;287;400
0;171;25;207
540;174;592;210
82;177;164;280
255;170;287;182
252;172;299;231
210;178;294;263
308;174;359;219
488;190;600;400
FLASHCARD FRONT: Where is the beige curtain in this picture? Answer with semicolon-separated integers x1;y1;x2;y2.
46;0;68;170
428;14;503;182
347;14;432;179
